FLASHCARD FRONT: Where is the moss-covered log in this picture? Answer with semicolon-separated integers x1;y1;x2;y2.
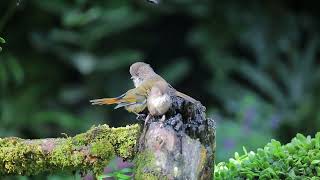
135;97;216;180
0;124;140;176
0;97;215;179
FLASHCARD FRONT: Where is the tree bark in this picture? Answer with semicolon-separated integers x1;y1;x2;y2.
135;97;216;180
0;124;140;176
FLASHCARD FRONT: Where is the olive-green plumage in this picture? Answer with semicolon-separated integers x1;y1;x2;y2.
90;84;148;115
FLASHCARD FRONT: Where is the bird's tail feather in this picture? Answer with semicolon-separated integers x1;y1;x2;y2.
175;91;198;103
90;93;136;105
90;98;120;105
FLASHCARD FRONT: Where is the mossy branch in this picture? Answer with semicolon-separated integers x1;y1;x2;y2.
0;124;140;176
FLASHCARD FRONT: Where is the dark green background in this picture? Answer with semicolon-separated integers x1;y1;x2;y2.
1;0;320;179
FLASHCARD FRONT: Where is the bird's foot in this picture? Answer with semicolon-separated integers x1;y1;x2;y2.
136;114;146;121
139;114;152;151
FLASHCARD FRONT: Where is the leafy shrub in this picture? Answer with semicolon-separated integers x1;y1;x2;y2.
215;132;320;179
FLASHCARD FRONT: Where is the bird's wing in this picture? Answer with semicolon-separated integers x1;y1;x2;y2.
114;102;136;109
117;88;147;112
175;91;198;104
123;85;155;104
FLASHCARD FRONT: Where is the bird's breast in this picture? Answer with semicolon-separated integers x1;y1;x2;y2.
147;94;172;116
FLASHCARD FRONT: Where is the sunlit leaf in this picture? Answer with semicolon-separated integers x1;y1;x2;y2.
97;174;114;180
116;173;132;180
0;37;5;43
119;168;133;173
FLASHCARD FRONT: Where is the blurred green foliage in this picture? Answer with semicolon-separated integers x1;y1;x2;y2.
97;168;133;180
0;37;5;51
215;133;320;179
0;0;320;179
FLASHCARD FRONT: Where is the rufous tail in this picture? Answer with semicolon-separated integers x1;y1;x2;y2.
90;98;120;105
175;91;198;104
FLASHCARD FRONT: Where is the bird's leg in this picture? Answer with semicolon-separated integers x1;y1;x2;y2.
139;114;152;151
144;114;152;126
160;115;166;122
160;115;166;128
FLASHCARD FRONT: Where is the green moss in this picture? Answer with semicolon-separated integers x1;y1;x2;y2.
109;125;140;159
91;138;115;174
91;139;114;158
0;124;140;176
73;133;87;146
0;138;46;176
50;138;74;167
134;150;168;180
74;124;140;159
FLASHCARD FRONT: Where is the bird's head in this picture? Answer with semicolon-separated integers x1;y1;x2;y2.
130;62;156;87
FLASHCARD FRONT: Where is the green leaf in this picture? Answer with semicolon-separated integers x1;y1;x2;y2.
119;168;133;173
116;173;132;179
97;173;114;180
234;152;240;160
243;146;248;155
215;133;320;179
0;37;5;43
311;160;320;165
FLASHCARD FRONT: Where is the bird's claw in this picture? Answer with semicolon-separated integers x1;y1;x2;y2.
144;114;151;126
136;114;146;121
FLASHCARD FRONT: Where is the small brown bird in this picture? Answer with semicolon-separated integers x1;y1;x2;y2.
129;62;197;104
129;62;197;124
90;62;197;124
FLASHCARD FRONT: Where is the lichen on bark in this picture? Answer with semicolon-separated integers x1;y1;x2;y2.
0;124;140;176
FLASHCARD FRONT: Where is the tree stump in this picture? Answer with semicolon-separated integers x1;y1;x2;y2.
135;97;216;180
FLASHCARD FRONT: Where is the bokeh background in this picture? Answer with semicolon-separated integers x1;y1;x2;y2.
1;0;320;179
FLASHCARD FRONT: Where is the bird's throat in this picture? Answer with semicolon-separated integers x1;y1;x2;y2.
133;77;143;87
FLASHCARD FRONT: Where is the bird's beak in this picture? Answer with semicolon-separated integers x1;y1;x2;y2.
130;76;134;80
